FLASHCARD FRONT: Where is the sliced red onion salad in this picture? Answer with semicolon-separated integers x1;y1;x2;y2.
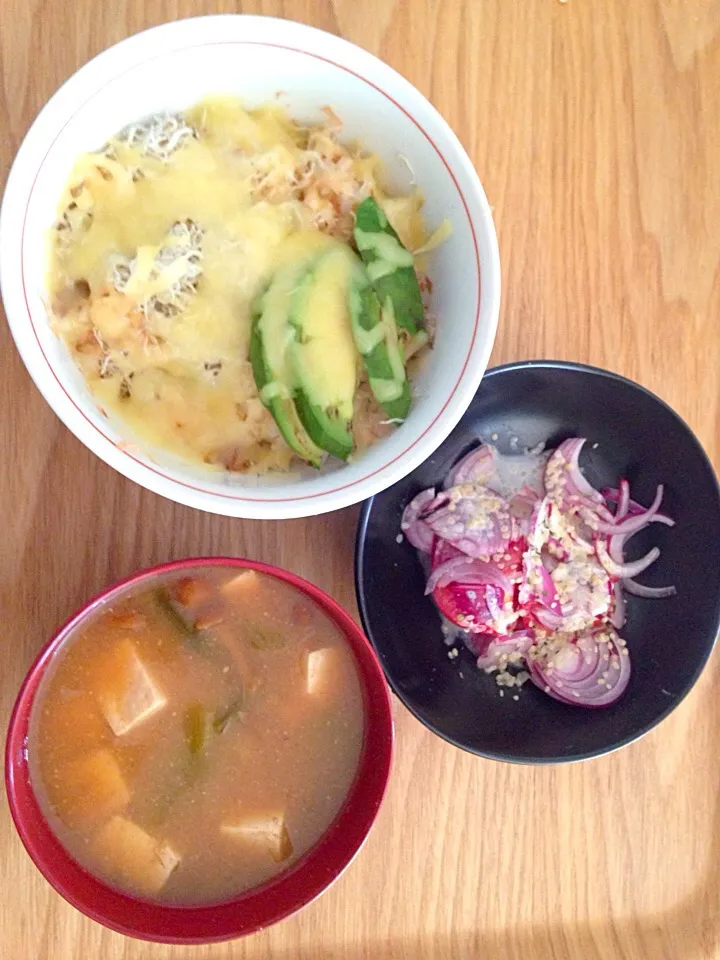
400;438;676;708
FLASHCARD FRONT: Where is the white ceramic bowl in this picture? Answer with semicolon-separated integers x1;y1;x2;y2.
0;15;500;519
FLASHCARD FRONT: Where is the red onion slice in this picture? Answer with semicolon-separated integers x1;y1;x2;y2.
425;556;512;595
616;479;630;520
653;515;676;527
531;607;565;630
609;516;671;567
424;485;513;560
609;532;626;564
596;539;660;579
401;488;438;553
529;628;630;707
575;630;606;681
594;485;664;536
476;630;535;670
445;443;498;488
610;581;627;628
603;488;675;527
545;438;606;508
551;631;602;683
622;578;677;598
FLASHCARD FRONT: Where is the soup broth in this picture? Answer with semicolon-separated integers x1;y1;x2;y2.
29;566;365;904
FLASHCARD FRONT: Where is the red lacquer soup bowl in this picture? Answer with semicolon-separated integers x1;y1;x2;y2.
5;557;394;943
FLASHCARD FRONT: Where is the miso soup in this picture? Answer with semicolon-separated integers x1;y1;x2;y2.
29;565;365;903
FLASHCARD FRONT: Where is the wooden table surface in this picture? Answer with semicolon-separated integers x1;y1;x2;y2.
2;1;720;958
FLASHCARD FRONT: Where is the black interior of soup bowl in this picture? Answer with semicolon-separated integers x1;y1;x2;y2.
355;361;720;763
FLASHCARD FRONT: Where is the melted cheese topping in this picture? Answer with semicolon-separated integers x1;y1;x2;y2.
48;96;429;472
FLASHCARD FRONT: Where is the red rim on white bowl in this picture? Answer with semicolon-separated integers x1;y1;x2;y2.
0;15;500;519
5;557;394;943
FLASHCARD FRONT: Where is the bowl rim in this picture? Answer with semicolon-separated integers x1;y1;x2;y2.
0;13;501;520
5;556;394;943
354;359;720;765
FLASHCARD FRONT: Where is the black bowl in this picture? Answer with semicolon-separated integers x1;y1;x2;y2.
355;361;720;763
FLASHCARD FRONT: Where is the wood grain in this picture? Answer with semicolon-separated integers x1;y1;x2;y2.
1;1;720;957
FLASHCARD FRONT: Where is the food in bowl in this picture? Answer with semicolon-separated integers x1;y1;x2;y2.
28;564;364;903
401;437;675;707
356;361;720;761
2;16;500;519
48;95;441;474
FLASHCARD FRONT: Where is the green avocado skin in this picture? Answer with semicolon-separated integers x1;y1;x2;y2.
292;388;353;460
349;273;411;422
353;196;425;335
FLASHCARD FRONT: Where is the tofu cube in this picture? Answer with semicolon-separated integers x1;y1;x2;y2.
221;812;293;862
305;647;339;696
96;639;166;736
62;748;130;828
93;816;180;896
220;570;261;604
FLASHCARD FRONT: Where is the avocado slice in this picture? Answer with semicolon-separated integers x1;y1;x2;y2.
289;250;358;461
349;266;411;421
353;196;424;335
250;266;324;467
